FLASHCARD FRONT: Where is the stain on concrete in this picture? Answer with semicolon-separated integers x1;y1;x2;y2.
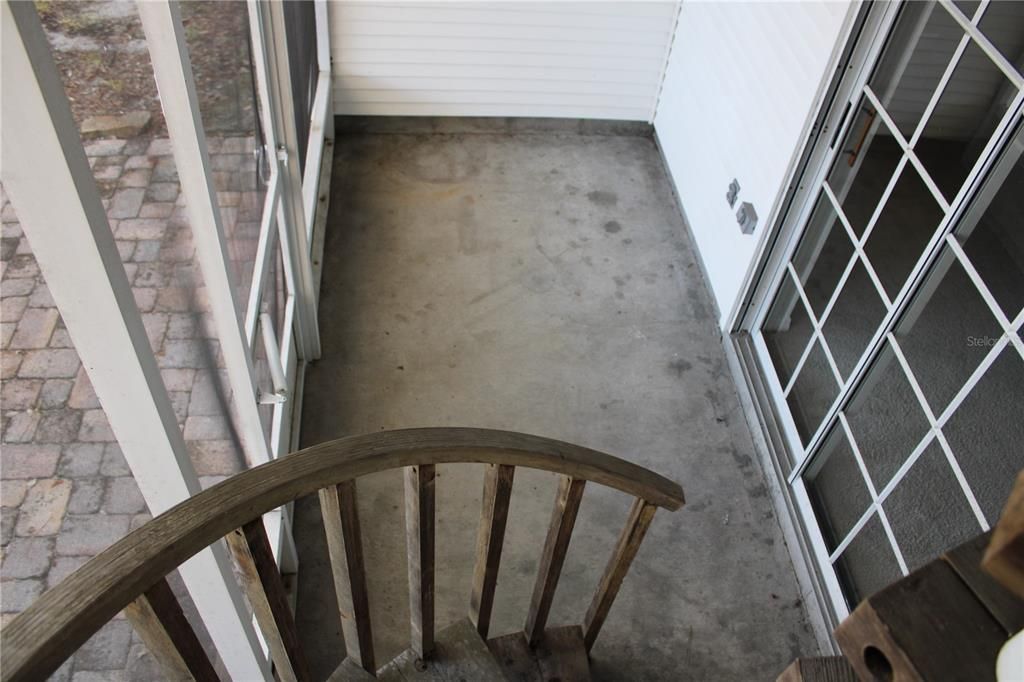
399;139;482;184
603;220;622;234
586;189;618;207
668;358;693;377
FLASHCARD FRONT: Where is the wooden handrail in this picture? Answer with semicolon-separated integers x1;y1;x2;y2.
1;427;684;681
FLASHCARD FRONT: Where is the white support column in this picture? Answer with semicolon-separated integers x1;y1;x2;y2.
262;0;322;361
0;3;270;679
136;0;272;469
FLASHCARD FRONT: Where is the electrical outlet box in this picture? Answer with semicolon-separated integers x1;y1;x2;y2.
726;178;741;208
736;201;758;235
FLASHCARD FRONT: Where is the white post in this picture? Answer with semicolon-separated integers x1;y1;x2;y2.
0;3;271;679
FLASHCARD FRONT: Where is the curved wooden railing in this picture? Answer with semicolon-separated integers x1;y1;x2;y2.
1;428;685;682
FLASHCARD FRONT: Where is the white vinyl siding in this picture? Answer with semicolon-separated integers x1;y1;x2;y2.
329;1;678;121
654;1;854;326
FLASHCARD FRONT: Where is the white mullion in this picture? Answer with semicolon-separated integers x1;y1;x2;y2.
934;429;990;530
260;0;321;361
827;504;875;563
937;332;1010;427
246;1;280;153
863;85;951;212
905;151;952;213
838;414;910;575
1014;311;1024;362
850;154;909;248
244;173;281;345
947;234;1024;359
780;265;821;396
821;182;894;314
887;333;988;529
314;0;331;74
946;234;1014;330
907;29;972;151
301;70;331;242
938;0;1024;90
887;333;940;426
783;330;818;398
788;264;844;386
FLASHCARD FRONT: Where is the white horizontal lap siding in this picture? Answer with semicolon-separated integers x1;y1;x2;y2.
654;1;855;327
330;0;678;120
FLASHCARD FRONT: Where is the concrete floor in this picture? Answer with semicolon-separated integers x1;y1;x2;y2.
295;122;816;680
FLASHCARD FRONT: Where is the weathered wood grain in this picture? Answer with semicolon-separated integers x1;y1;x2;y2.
405;464;436;659
226;520;310;682
776;656;857;682
378;618;507;682
535;625;591;682
583;497;656;651
983;470;1024;599
835;558;1005;682
944;532;1024;634
487;631;542;682
525;476;586;646
469;464;515;639
2;428;683;681
123;577;219;682
319;480;375;674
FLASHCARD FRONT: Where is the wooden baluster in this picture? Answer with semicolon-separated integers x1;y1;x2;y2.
469;464;515;639
226;519;310;682
319;480;376;674
582;498;657;651
405;464;436;659
525;476;586;646
124;576;219;682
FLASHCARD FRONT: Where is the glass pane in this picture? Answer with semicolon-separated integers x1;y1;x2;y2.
959;149;1024;319
827;102;903;237
179;1;268;325
792;194;855;317
862;163;946;300
952;1;981;20
763;276;814;390
869;2;965;140
834;513;902;607
977;1;1024;78
786;340;839;444
943;347;1024;525
844;345;931;490
821;261;888;380
895;248;1004;415
883;440;979;571
915;39;1017;203
805;427;873;552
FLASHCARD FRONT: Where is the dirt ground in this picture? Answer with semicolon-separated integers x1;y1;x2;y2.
36;0;257;136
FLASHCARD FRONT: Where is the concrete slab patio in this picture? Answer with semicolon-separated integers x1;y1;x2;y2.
294;123;817;680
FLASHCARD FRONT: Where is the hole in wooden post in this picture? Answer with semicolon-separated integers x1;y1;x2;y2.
864;646;893;682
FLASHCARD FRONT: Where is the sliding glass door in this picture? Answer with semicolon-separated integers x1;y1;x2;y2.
750;0;1024;616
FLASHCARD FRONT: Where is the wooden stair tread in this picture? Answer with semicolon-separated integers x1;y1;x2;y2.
776;656;857;682
487;631;541;681
488;626;591;682
327;657;377;682
377;618;507;681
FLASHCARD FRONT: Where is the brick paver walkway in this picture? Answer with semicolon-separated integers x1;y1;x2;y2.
1;132;263;679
